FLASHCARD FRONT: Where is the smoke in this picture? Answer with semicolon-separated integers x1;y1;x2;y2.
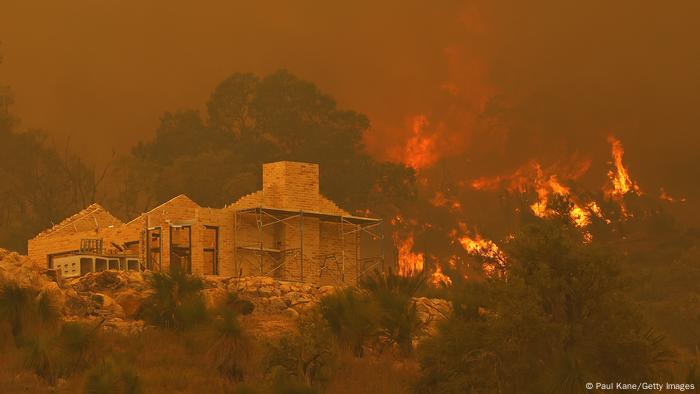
1;0;699;208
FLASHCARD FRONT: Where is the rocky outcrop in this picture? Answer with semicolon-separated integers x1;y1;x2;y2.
2;250;452;338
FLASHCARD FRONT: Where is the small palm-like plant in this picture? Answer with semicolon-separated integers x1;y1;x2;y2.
360;269;427;354
140;268;207;330
320;288;378;357
0;282;33;345
22;333;59;385
84;357;142;394
56;321;100;376
209;307;249;381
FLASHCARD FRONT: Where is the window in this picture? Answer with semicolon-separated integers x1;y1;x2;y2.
170;225;192;274
203;226;219;275
146;227;162;271
80;258;94;275
127;259;139;271
95;258;107;272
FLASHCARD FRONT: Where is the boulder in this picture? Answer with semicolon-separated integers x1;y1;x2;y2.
202;287;229;310
284;291;312;307
267;296;287;312
282;308;299;319
258;285;277;297
39;281;66;311
102;318;146;335
113;289;147;319
91;292;125;319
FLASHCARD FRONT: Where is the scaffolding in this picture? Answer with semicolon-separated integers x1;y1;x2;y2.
233;206;384;285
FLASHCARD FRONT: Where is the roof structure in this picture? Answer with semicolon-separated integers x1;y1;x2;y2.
33;203;124;239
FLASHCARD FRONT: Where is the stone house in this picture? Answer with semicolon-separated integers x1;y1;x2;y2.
28;161;384;285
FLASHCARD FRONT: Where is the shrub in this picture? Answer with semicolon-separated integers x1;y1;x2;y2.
0;282;37;345
140;269;208;330
21;320;101;385
320;288;377;357
209;306;250;381
360;270;427;354
84;358;141;394
266;310;337;389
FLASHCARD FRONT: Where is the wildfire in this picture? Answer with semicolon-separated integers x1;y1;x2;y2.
430;191;462;211
471;160;603;228
429;264;453;287
660;188;686;203
606;136;641;198
403;115;439;171
394;233;424;276
457;232;507;276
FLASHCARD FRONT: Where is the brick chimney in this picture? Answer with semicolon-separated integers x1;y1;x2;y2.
262;161;320;211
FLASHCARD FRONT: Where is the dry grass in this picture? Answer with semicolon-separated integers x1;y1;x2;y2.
325;352;418;394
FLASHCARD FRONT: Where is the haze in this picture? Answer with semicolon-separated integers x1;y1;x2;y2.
2;0;699;200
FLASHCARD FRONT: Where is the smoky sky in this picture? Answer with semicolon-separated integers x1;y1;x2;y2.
1;1;699;202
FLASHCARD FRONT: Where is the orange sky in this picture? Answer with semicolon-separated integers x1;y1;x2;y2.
1;0;699;200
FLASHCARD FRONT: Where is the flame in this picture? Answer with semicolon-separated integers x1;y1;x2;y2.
457;232;507;276
429;264;453;287
403;115;439;170
606;136;641;198
430;191;462;211
660;188;686;203
394;233;424;276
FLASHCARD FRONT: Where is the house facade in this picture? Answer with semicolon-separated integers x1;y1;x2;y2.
28;161;384;285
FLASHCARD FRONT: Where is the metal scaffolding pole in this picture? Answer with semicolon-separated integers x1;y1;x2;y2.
355;223;360;285
300;211;304;283
340;216;345;283
257;208;263;274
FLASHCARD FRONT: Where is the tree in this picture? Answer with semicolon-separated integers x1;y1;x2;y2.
416;218;674;394
120;70;416;218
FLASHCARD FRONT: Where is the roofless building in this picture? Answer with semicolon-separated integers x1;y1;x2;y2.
28;161;384;285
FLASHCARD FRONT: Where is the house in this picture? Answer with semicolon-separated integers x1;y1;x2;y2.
28;161;384;285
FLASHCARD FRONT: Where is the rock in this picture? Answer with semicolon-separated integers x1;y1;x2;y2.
39;281;66;311
284;291;312;307
282;308;299;319
202;287;229;310
250;276;275;287
102;318;145;335
279;283;292;293
64;293;94;317
268;296;287;312
91;292;125;318
113;289;146;319
318;285;337;296
258;285;276;297
73;271;128;292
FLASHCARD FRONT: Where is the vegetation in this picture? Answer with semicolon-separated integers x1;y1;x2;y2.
415;218;677;394
139;268;208;330
360;270;427;355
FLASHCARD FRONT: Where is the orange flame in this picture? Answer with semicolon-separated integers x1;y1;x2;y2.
430;191;462;211
403;115;439;171
660;188;686;203
457;232;507;276
429;264;453;287
394;233;424;276
606;136;641;198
